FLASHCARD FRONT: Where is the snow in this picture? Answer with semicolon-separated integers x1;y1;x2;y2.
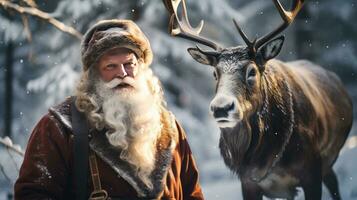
27;62;79;107
203;178;242;200
0;18;26;42
0;137;13;147
35;163;52;182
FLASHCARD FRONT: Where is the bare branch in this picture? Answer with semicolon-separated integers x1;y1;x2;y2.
0;137;24;157
6;148;20;172
0;0;83;40
22;0;38;8
21;15;32;42
0;163;13;185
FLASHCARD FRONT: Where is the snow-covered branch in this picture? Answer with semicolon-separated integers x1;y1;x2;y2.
0;0;83;40
0;137;24;157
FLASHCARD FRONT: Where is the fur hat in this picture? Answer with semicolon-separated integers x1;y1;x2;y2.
81;19;153;70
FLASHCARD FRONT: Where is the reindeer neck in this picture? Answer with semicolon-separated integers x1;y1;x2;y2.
246;68;295;182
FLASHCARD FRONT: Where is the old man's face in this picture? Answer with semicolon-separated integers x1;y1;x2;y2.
97;47;139;92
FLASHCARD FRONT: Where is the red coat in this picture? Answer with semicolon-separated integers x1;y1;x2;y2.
14;98;204;200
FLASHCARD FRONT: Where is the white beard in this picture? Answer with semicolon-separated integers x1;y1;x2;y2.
93;69;162;188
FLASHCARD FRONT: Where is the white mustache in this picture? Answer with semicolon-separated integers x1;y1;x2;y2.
105;77;136;89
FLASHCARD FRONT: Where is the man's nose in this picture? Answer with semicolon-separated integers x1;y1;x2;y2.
116;64;127;79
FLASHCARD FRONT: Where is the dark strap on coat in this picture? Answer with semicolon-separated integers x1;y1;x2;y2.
71;98;89;200
89;150;109;200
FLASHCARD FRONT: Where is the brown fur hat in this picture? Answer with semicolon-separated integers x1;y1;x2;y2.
81;19;153;70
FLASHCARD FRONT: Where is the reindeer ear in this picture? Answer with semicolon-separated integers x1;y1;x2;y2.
187;47;217;66
258;36;285;61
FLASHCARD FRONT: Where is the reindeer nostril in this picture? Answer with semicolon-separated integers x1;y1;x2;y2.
213;107;228;118
225;102;235;112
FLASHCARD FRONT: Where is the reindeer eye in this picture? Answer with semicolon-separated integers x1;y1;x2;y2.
213;71;218;80
248;68;256;78
246;66;257;86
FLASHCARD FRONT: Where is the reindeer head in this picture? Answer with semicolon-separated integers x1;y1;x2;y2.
163;0;304;128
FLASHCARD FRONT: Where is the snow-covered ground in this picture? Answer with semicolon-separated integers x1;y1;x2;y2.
200;135;357;200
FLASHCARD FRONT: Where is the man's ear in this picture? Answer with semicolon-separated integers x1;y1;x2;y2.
258;36;285;62
187;47;218;66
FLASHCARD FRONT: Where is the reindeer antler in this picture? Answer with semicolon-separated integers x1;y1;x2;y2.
255;0;304;48
163;0;304;55
234;0;304;53
162;0;222;51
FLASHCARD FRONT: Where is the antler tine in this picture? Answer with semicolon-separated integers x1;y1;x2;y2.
163;0;222;51
181;0;203;34
255;0;304;49
195;45;221;57
233;19;256;52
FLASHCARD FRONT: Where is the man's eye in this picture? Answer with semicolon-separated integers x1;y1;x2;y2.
125;62;136;68
106;64;116;69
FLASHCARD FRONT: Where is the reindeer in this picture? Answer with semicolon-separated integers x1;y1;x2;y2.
163;0;353;199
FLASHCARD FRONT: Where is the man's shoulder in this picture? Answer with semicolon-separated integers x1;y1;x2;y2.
47;96;75;133
27;102;73;143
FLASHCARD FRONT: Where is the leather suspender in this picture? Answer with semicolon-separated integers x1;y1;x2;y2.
89;150;108;200
71;98;89;200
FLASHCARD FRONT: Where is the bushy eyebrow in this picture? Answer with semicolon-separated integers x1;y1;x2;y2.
125;58;135;63
104;56;136;65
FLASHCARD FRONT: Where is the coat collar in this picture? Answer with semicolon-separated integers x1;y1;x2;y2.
49;96;178;198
